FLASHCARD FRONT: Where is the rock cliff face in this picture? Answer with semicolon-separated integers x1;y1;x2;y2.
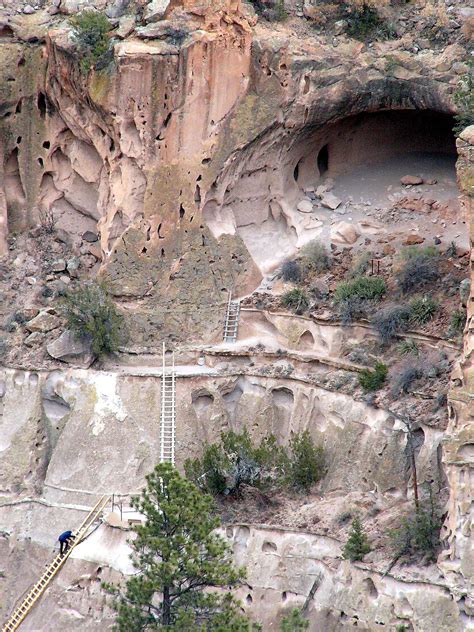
440;126;474;612
0;0;473;630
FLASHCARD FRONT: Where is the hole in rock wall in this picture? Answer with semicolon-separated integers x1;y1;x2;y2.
221;382;244;424
271;388;294;442
208;109;458;274
298;330;315;350
290;110;456;196
37;92;47;119
0;24;14;38
457;443;474;461
317;144;329;176
262;540;277;553
191;389;214;415
363;577;378;599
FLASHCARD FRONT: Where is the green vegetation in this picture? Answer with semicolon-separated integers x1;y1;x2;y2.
288;430;326;492
448;309;466;337
334;276;386;303
105;464;258;630
185;429;325;496
281;260;301;283
398;338;419;356
70;11;112;74
301;239;331;273
371;304;411;344
401;245;438;259
249;0;287;21
280;608;309;631
281;288;309;314
396;249;440;294
358;362;388;392
390;489;443;561
61;281;123;357
342;2;396;41
409;296;437;325
453;61;474;135
343;516;371;562
390;362;422;397
349;251;371;278
274;0;287;21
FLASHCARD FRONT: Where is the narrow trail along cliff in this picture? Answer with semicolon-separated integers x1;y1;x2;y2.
0;0;473;630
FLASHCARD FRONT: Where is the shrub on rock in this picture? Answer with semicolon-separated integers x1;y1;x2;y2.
61;281;123;357
359;362;388;392
343;516;371;562
70;11;112;74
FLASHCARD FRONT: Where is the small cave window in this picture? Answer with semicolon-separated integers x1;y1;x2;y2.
15;100;22;114
179;204;185;219
0;25;14;38
37;92;47;119
317;144;329;176
293;160;300;183
194;185;201;204
42;140;50;149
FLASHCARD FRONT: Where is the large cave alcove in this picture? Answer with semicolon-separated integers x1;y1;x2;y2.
204;107;460;274
289;109;457;198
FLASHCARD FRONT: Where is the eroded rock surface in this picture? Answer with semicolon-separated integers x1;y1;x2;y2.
0;0;473;630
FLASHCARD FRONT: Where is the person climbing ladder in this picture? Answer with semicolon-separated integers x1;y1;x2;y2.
58;530;74;555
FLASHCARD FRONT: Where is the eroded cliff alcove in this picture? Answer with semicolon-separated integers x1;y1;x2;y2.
0;0;473;630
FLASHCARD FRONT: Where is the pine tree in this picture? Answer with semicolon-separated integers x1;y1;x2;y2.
105;463;259;631
343;517;371;562
280;608;309;631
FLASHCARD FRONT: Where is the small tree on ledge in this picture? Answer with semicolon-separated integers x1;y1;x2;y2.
105;463;259;631
343;516;371;562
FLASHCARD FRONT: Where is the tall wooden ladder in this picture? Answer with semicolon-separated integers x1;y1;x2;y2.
223;292;240;343
160;342;176;465
3;495;111;632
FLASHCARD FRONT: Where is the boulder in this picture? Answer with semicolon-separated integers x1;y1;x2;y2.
330;222;360;246
47;330;95;368
67;256;81;277
144;0;170;23
26;311;61;333
297;199;313;213
51;259;66;273
82;230;99;243
321;193;342;210
24;332;43;347
404;234;425;245
400;175;424;186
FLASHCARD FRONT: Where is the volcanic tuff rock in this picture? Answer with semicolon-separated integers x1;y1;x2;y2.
0;0;473;630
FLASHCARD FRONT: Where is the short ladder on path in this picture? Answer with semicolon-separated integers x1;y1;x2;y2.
160;342;176;465
3;494;111;632
223;293;240;343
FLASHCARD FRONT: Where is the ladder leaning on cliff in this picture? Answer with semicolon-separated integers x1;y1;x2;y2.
223;292;241;343
2;495;111;632
160;341;176;465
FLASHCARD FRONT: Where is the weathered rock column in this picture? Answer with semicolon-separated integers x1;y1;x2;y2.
440;125;474;611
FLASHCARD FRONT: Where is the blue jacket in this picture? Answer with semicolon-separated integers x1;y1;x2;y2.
58;530;73;542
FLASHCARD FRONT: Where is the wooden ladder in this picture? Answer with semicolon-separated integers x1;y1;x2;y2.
160;342;176;465
223;292;240;343
2;495;111;632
